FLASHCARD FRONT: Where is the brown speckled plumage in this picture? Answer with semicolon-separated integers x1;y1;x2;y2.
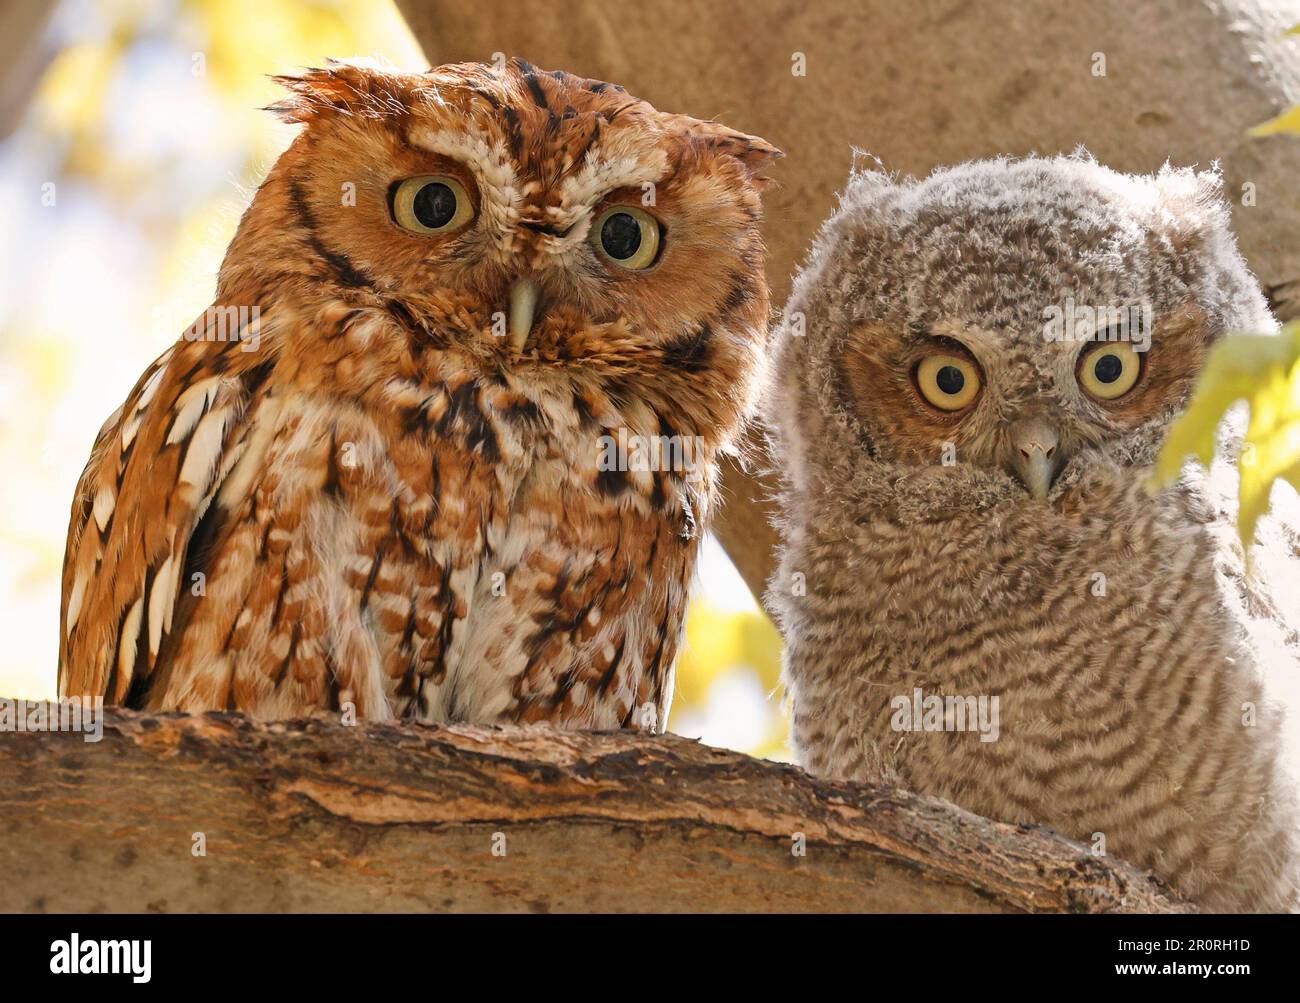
59;58;778;729
766;155;1300;911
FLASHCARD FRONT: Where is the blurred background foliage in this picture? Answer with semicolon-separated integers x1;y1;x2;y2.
0;0;790;760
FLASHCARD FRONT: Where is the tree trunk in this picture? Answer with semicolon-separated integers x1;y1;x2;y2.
0;707;1187;913
397;0;1300;601
0;1;55;140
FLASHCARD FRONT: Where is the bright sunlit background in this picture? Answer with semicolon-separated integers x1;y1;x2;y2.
0;0;789;759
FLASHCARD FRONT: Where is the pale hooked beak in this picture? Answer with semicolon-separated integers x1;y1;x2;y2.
507;278;540;352
1008;416;1061;500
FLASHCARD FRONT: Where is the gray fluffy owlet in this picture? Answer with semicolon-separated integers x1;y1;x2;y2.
766;154;1300;912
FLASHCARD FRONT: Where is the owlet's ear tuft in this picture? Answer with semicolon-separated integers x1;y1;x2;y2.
841;151;899;210
266;58;411;124
688;120;783;183
1150;162;1231;255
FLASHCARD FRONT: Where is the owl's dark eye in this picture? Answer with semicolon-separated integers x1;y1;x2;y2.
590;205;662;270
1093;353;1122;383
915;353;982;411
935;365;965;395
1078;341;1142;401
601;213;641;259
392;175;474;234
413;183;456;228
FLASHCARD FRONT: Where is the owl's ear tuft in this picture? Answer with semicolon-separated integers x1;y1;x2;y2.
842;151;897;208
266;59;408;124
1151;162;1231;253
691;121;783;183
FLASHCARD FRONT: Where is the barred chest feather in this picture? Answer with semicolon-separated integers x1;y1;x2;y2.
779;473;1300;911
64;304;712;734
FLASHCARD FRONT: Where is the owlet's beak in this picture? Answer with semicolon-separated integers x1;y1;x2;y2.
1008;416;1062;500
508;278;540;352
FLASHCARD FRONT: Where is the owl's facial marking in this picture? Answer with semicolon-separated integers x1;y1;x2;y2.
405;127;522;260
557;148;671;231
839;297;1226;505
779;155;1276;525
1066;306;1210;434
844;329;979;457
247;58;777;374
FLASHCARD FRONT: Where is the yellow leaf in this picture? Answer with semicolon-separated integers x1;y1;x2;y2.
1153;323;1300;550
1152;334;1278;485
1284;458;1300;491
1250;104;1300;137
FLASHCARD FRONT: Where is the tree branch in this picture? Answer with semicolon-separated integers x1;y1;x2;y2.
0;707;1188;913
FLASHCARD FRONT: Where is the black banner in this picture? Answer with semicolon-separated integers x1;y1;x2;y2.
0;912;1289;988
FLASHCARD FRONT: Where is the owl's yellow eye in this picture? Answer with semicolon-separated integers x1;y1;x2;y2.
915;354;982;411
392;176;474;234
590;206;661;270
1078;341;1142;400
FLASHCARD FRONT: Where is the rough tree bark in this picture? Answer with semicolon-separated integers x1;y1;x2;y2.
0;708;1187;913
398;0;1300;601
